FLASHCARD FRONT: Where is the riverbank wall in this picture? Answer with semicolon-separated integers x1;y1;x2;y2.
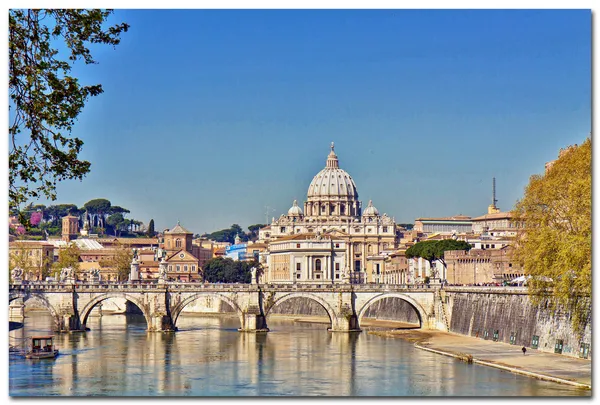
444;288;591;360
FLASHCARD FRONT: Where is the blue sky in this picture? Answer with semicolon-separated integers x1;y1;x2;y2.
31;9;591;234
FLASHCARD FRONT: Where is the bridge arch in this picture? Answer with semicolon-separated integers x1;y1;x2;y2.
265;292;337;327
357;293;427;328
79;293;151;329
170;293;245;329
9;291;62;330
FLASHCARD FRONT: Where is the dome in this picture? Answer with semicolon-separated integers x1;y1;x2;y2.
287;200;303;216
307;143;358;199
363;200;379;216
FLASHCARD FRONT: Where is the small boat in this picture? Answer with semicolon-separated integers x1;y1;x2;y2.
25;335;59;359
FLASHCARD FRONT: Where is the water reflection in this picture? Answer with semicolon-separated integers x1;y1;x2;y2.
9;312;589;397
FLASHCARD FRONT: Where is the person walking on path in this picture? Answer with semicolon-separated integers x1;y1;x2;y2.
522;346;527;355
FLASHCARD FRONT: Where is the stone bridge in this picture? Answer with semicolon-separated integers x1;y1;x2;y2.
8;282;446;333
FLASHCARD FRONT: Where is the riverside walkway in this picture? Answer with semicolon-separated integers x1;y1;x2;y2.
413;331;591;389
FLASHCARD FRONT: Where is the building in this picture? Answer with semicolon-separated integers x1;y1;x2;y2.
444;246;524;285
471;212;517;236
61;215;79;241
225;235;249;261
413;215;472;235
265;233;347;283
383;249;410;284
9;241;55;281
259;143;397;284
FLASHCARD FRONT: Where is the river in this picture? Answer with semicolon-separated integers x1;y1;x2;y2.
9;311;589;396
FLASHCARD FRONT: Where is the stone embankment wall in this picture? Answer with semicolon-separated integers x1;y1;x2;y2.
445;289;591;360
269;297;328;316
362;297;420;324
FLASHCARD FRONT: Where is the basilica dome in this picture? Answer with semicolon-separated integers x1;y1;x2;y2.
362;200;379;216
287;200;303;216
307;143;358;199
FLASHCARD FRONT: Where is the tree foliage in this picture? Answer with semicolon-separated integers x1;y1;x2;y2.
9;9;129;210
52;242;81;278
99;243;133;281
147;219;155;237
202;257;255;283
512;138;591;333
405;239;472;277
204;224;249;244
9;242;52;281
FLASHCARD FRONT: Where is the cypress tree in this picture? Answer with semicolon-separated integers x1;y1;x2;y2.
147;219;155;237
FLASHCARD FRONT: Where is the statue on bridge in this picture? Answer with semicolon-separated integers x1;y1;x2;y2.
88;268;100;283
250;267;257;285
60;267;76;284
158;258;168;284
11;267;23;283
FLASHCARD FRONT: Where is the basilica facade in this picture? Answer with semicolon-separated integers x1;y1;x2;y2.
259;143;398;284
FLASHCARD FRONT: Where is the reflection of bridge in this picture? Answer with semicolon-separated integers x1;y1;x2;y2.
9;283;447;333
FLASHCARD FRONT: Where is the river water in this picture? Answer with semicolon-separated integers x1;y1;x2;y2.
9;311;589;397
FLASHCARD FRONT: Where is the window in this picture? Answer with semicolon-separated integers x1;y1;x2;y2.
335;243;340;248
531;335;540;349
176;265;180;272
368;245;372;253
296;273;301;279
383;227;388;232
315;259;322;271
192;265;196;272
176;239;182;248
336;274;340;279
555;339;564;354
355;260;361;272
297;243;301;248
335;263;340;271
367;228;372;233
168;266;172;272
184;265;188;272
376;264;380;275
296;263;301;271
316;274;321;279
280;227;286;233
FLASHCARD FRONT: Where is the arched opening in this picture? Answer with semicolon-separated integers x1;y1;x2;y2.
9;294;61;350
315;259;322;271
359;296;423;329
266;294;334;330
81;296;149;331
172;294;242;331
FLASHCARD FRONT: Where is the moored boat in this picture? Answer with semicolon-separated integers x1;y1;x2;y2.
25;336;59;359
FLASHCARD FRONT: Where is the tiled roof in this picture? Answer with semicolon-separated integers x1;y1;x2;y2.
416;215;472;221
472;212;514;221
166;223;192;234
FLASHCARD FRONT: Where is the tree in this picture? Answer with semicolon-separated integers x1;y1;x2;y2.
52;243;81;279
202;257;253;283
99;243;133;281
512;138;591;333
147;219;155;237
84;198;112;229
9;10;129;210
106;213;125;236
247;224;266;241
405;239;471;279
9;243;39;281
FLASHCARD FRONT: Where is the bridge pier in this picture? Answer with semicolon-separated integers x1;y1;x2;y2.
329;314;361;332
55;313;83;333
239;305;269;333
148;313;177;332
9;298;25;321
